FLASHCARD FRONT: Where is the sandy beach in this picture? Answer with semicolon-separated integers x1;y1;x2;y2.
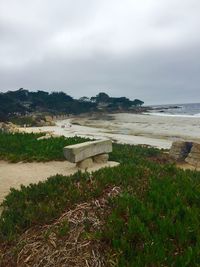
20;113;200;149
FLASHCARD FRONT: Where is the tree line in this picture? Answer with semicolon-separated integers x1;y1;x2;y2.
0;88;144;121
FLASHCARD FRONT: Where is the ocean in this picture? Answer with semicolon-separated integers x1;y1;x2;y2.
147;103;200;117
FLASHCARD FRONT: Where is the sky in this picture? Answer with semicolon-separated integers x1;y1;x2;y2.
0;0;200;105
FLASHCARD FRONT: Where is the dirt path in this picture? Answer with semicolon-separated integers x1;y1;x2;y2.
0;161;118;204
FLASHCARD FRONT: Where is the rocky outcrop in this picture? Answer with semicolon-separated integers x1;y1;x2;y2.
0;122;19;133
34;116;55;127
169;141;193;161
185;143;200;167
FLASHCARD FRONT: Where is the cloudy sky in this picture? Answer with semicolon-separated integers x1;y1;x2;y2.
0;0;199;104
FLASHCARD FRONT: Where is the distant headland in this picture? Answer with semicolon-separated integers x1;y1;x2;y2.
0;88;144;123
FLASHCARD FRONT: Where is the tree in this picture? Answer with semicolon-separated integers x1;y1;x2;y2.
79;97;90;102
132;99;144;106
94;92;110;103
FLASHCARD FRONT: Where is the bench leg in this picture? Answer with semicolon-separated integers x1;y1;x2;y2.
77;158;93;169
93;153;109;164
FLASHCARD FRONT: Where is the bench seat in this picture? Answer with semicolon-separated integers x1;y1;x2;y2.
63;139;112;163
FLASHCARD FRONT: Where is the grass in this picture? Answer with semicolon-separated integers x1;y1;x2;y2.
0;132;200;266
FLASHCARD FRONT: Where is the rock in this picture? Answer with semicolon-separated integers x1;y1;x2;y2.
77;158;93;169
37;134;51;140
185;142;200;167
37;120;45;127
93;153;109;163
0;122;19;133
45;116;53;122
189;143;200;153
37;133;60;140
169;141;193;161
63;139;112;163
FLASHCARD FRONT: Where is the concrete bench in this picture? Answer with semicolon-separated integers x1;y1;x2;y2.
63;139;112;168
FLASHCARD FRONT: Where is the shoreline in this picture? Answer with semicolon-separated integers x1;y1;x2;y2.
19;112;200;149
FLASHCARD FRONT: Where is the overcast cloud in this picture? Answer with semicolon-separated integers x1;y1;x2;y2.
0;0;200;104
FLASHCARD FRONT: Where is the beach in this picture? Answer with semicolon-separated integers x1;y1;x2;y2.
20;113;200;149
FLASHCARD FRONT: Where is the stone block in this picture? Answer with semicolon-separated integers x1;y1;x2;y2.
169;141;193;161
189;143;200;153
185;142;200;167
77;158;93;169
63;140;112;163
185;157;200;167
93;153;109;163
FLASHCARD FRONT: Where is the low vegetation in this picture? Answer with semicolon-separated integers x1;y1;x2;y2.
0;133;200;266
0;131;89;162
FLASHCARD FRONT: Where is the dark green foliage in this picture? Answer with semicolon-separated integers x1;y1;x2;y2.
132;99;144;106
0;88;96;119
91;92;144;110
0;93;26;121
0;132;89;162
92;92;110;103
0;89;145;120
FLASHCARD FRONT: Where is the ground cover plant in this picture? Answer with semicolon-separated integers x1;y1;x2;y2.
0;132;200;266
0;131;89;162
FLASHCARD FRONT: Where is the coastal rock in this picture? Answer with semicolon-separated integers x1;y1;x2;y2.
0;122;19;133
37;134;52;140
37;133;60;140
0;123;8;132
185;143;200;167
93;153;109;163
77;158;93;169
44;121;56;126
44;115;53;122
169;141;193;161
189;143;200;153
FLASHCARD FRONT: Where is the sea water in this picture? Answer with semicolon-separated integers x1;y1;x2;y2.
147;103;200;118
